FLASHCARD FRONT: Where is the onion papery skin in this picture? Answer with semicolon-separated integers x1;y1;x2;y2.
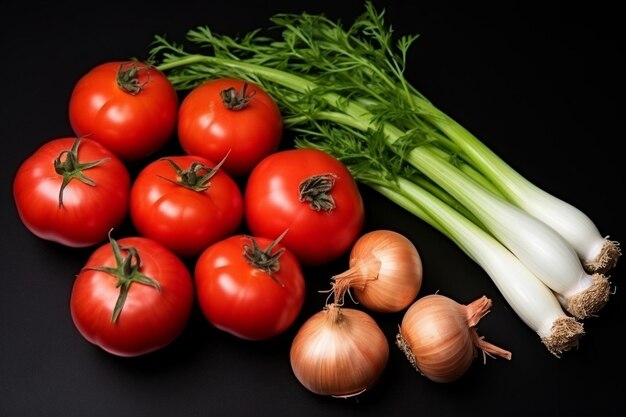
289;304;389;397
397;294;511;383
333;229;423;313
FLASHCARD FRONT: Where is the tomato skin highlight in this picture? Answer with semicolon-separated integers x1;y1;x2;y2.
244;148;365;265
13;137;130;247
129;155;244;257
70;236;194;357
68;61;178;161
177;78;283;177
194;234;306;341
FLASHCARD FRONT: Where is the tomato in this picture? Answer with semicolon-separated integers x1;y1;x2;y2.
129;155;243;257
245;148;365;265
70;235;194;357
194;233;306;341
69;61;178;161
13;137;130;247
177;78;283;177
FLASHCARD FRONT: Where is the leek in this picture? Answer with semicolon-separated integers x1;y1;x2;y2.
255;2;621;274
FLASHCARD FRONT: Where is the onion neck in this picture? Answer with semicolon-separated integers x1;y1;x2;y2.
464;296;492;327
323;303;344;325
470;328;512;363
331;258;382;304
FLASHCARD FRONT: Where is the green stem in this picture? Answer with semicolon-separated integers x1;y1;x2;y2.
83;233;161;323
242;229;290;287
422;105;535;203
54;137;109;207
159;154;228;192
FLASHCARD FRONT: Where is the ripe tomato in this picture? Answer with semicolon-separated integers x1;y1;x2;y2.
177;78;283;177
69;61;178;161
195;232;306;341
70;234;194;357
245;148;365;265
13;137;130;247
129;155;243;257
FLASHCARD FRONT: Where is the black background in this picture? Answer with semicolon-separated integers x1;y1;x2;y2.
1;1;624;416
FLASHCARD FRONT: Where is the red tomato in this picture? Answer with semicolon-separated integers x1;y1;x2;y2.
195;233;306;340
70;235;194;357
13;137;130;247
177;78;282;177
245;149;365;265
69;61;178;161
129;155;243;257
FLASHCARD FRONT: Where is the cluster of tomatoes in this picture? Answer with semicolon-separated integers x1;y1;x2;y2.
13;61;365;357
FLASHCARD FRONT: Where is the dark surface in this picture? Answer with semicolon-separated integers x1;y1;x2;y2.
1;1;624;416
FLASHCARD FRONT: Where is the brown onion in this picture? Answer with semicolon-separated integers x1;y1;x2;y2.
289;303;389;397
396;293;511;383
332;230;422;312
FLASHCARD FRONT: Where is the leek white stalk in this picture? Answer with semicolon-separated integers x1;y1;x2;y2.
422;113;621;274
403;146;610;319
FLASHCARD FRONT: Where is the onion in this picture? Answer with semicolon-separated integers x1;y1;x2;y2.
289;303;389;397
332;229;423;312
396;293;512;383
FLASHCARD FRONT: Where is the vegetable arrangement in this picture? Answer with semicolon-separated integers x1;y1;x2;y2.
147;0;620;354
10;0;621;403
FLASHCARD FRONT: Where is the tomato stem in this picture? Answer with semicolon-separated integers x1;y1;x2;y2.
159;153;229;192
242;229;289;287
116;62;149;95
83;231;161;323
220;82;256;110
53;137;109;208
298;173;338;211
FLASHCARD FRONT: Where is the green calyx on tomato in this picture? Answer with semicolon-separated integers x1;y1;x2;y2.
116;62;149;95
298;173;338;212
242;229;290;287
220;82;256;111
53;137;109;208
160;154;228;192
83;232;162;323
